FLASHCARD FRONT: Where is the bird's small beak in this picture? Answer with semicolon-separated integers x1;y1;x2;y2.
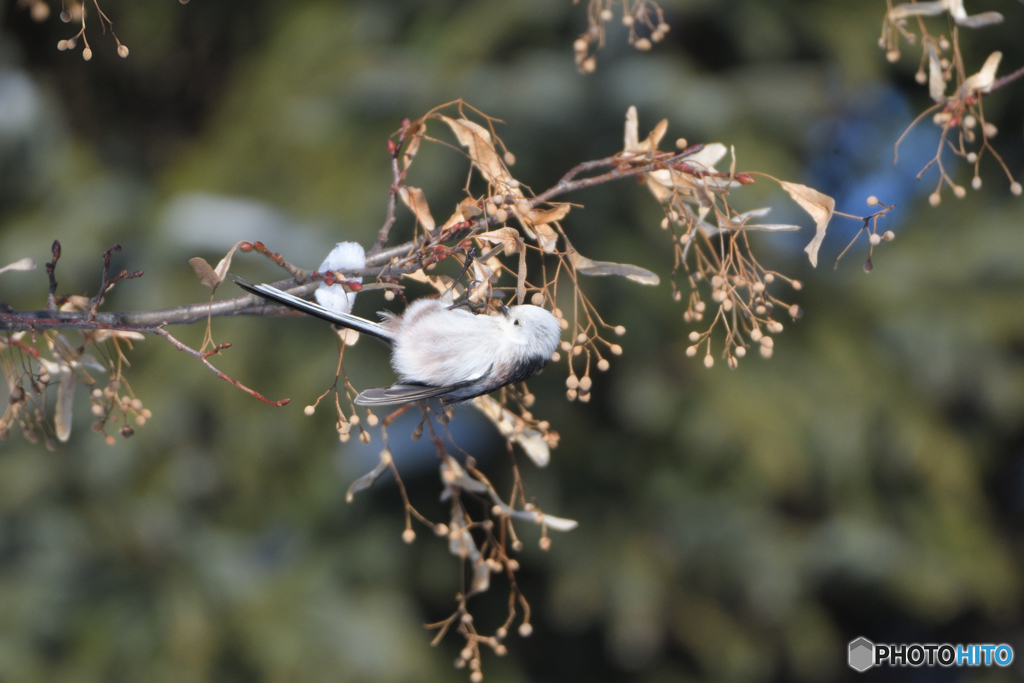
500;304;510;317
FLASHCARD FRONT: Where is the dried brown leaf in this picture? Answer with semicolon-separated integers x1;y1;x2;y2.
621;106;667;154
189;258;218;288
54;364;75;443
641;118;669;153
472;396;551;467
569;250;660;285
780;181;835;268
189;241;246;290
402;120;425;169
959;51;1002;97
345;451;392;502
477;227;523;255
534;224;560;253
927;44;946;102
624;106;640;151
0;257;36;276
529;204;571;225
537;512;579;532
89;330;147;343
475;227;528;302
439;116;513;188
438;198;480;233
402;268;448;294
684;143;728;171
398;186;435;231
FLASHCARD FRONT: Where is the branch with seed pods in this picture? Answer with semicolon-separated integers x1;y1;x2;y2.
880;0;1024;202
2;101;887;680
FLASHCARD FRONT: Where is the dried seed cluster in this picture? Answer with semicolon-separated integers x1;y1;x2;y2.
19;0;132;59
2;330;148;448
880;1;1022;201
573;0;670;73
89;379;151;444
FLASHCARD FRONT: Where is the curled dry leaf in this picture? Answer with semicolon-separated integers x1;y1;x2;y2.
189;241;246;291
398;186;435;231
507;509;579;532
448;505;490;595
534;224;560;253
887;0;950;21
477;227;524;255
439;116;514;189
401;268;449;294
472;395;550;467
621;105;667;155
538;512;579;532
699;207;802;237
886;0;1002;26
947;0;1002;27
478;227;528;301
958;51;1002;98
345;452;391;503
519;204;570;253
725;207;801;233
624;105;640;151
0;257;36;276
38;358;77;442
54;364;76;443
441;455;489;495
88;329;146;344
58;295;92;312
634;118;668;155
569;250;661;286
779;181;835;268
402;120;425;169
954;9;1003;28
687;143;728;171
529;204;571;226
438;198;481;233
927;44;946;102
644;142;735;206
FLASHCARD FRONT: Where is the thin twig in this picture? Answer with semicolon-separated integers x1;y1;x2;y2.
533;150;691;204
45;240;60;312
155;328;290;407
2;151;690;335
990;63;1024;93
372;150;404;255
89;244;144;320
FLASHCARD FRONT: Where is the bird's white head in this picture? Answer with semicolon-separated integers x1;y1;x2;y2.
504;305;562;359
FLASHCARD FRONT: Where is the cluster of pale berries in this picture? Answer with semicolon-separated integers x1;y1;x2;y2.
89;379;150;444
2;380;45;446
545;295;624;401
303;403;379;444
924;140;1023;205
53;4;130;60
682;272;804;369
574;7;671;73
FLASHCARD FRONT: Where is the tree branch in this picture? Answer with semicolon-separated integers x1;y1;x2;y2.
155;328;290;407
0;151;691;336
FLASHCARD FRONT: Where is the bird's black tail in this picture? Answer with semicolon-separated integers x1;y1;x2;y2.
233;276;392;343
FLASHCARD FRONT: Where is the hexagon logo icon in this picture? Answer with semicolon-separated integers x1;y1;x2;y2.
848;637;875;672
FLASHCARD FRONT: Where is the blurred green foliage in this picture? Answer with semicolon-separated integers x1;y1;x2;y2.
2;1;1024;681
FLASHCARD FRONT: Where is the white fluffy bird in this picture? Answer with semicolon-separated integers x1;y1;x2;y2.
234;277;562;406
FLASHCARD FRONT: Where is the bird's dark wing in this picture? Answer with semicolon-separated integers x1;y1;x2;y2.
354;381;477;406
233;276;392;343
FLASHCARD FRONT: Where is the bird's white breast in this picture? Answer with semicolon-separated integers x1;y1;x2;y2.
390;301;504;385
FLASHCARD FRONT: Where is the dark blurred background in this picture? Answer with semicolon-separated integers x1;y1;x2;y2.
2;1;1024;681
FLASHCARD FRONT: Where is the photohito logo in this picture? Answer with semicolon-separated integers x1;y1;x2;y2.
848;637;1014;672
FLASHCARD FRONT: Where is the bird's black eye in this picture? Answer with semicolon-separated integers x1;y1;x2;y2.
513;319;520;326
